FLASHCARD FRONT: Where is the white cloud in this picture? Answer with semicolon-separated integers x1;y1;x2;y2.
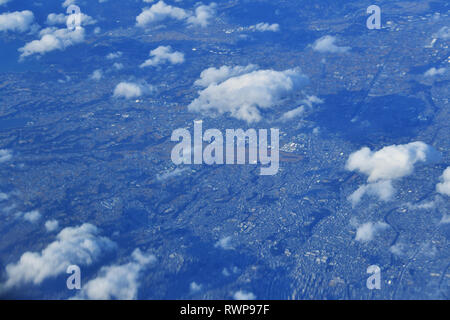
436;167;450;196
194;64;259;88
90;69;103;80
140;45;184;68
0;193;8;201
0;149;12;163
106;51;122;60
424;67;446;77
23;210;41;223
233;290;256;300
0;10;34;33
136;1;188;27
189;67;309;123
248;22;280;32
19;26;85;59
346;142;440;206
312;35;350;53
3;223;116;289
113;81;154;99
348;180;395;206
73;248;156;300
189;281;202;293
187;3;216;27
355;221;389;242
0;0;12;6
136;1;216;28
45;219;59;232
346;142;439;183
279;95;323;122
214;236;234;250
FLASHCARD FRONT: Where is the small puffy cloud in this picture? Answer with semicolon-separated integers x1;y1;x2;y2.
194;64;259;88
0;193;8;201
136;1;216;28
106;51;122;60
136;1;188;27
214;236;234;250
279;106;305;122
113;81;154;99
355;221;389;242
189;67;309;123
312;35;350;53
436;167;450;196
189;281;202;293
0;0;12;6
19;26;85;59
187;3;216;27
248;22;280;32
233;290;256;300
0;149;12;163
45;219;59;232
3;224;116;289
348;180;394;206
346;142;439;183
0;10;34;33
140;46;184;68
73;248;156;300
279;95;323;122
23;210;41;223
424;67;446;77
90;69;103;80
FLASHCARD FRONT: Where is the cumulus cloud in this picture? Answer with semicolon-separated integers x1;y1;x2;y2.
22;210;41;223
215;236;234;250
136;1;188;27
90;69;103;80
233;290;256;300
346;142;439;206
113;81;154;99
106;51;122;60
0;10;34;33
136;1;215;28
189;67;309;123
187;3;216;27
19;26;85;59
2;224;116;289
140;46;184;68
424;67;446;77
73;248;156;300
194;64;259;87
354;221;389;242
436;167;450;196
279;95;323;122
312;35;350;53
45;219;59;232
189;281;202;293
346;142;439;183
0;149;12;163
348;180;395;206
248;22;280;32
